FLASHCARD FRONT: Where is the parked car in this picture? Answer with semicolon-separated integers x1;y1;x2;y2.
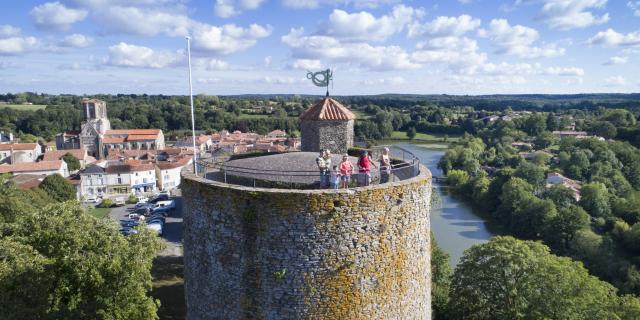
114;197;126;206
145;223;163;236
135;198;149;207
120;220;140;228
152;206;171;216
147;216;166;224
149;194;169;204
147;218;164;226
119;227;138;236
156;200;175;210
85;196;101;204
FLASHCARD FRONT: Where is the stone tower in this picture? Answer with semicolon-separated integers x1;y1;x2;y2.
181;161;432;319
300;96;355;154
80;98;111;158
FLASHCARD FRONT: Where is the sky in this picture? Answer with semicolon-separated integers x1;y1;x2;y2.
0;0;639;95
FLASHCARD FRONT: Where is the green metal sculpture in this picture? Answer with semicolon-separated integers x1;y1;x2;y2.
306;68;333;96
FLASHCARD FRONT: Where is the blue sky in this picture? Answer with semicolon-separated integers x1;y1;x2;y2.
0;0;639;95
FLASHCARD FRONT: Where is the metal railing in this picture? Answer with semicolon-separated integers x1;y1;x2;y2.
194;145;420;190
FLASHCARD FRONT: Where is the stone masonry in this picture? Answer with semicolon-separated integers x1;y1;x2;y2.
300;120;354;155
181;165;432;320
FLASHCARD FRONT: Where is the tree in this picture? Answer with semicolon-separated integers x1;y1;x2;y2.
590;121;617;139
543;205;590;252
533;131;557;150
448;236;619;320
543;184;577;209
447;169;469;189
407;126;417;140
61;153;81;171
580;182;611;218
431;234;452;319
0;202;163;319
39;174;76;202
514;162;546;190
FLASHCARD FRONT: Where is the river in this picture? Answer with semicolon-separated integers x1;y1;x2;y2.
394;143;496;266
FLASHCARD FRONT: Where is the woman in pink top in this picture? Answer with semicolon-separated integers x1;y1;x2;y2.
339;155;354;189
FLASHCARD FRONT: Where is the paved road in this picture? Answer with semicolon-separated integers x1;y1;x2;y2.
109;191;183;257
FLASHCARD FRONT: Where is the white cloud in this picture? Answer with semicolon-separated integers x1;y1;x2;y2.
30;2;88;31
290;59;323;69
537;0;609;30
92;5;271;55
361;76;406;86
409;14;481;38
603;56;628;65
200;58;229;70
605;75;626;86
191;23;272;55
105;42;183;68
628;1;640;16
541;66;585;76
588;29;640;47
282;27;420;71
323;5;418;42
0;37;40;55
0;25;21;38
264;56;272;66
262;76;303;85
100;6;191;37
478;19;565;58
214;0;266;18
411;37;488;74
60;33;94;47
281;0;399;10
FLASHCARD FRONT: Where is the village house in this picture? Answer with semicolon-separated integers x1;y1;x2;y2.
155;156;193;191
0;143;42;164
546;172;582;201
0;160;69;177
80;165;107;198
552;130;588;138
0;131;14;143
43;149;96;169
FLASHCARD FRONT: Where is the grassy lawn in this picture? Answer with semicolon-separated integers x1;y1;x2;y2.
87;207;112;219
390;131;461;142
0;104;47;111
353;110;373;119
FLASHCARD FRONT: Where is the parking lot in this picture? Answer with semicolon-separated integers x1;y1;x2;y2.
109;190;183;257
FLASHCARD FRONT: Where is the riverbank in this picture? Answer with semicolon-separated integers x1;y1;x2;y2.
385;142;497;265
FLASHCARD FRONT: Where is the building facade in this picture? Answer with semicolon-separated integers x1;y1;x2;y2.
0;143;42;164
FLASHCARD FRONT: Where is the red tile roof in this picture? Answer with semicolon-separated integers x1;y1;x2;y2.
0;160;64;174
102;137;126;144
127;134;159;141
43;149;87;161
11;174;43;189
299;97;356;121
105;129;161;135
0;143;39;151
156;156;192;170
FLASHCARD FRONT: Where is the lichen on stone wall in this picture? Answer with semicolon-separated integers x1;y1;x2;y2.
181;167;432;320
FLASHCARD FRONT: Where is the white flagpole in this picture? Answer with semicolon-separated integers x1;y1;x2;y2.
186;36;198;175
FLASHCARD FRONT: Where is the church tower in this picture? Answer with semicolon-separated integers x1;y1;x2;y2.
80;98;111;158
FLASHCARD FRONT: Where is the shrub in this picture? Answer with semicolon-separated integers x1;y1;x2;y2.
99;199;113;208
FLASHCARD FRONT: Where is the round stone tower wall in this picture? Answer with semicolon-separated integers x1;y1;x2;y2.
181;166;432;320
300;119;354;154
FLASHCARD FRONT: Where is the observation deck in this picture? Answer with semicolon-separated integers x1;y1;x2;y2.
194;145;421;189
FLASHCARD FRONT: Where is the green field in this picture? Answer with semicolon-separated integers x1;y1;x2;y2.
390;131;461;142
87;207;111;219
0;104;47;111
